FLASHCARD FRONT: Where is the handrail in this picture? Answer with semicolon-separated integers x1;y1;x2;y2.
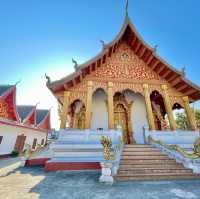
148;136;200;160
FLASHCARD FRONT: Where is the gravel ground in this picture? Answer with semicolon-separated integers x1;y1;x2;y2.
0;166;200;199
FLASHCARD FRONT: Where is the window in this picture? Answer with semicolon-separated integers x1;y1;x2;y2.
32;138;37;149
41;139;44;146
0;136;3;144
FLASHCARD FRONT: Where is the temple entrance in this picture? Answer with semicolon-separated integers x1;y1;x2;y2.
69;100;86;129
114;103;129;144
113;92;133;144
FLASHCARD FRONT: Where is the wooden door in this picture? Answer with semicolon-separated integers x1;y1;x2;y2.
114;104;129;144
14;135;26;152
77;107;86;129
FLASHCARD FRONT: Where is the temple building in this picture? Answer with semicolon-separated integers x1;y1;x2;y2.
47;11;200;144
0;84;51;155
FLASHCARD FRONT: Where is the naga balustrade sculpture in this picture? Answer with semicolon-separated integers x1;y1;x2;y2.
148;136;200;159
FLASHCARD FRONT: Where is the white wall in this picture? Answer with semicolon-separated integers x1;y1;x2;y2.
91;89;108;130
124;92;148;144
0;124;47;155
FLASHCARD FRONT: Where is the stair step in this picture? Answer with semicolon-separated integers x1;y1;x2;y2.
121;155;170;160
115;175;200;181
120;159;177;164
118;169;193;175
123;148;160;152
124;145;152;148
119;164;185;169
122;151;163;155
116;172;198;177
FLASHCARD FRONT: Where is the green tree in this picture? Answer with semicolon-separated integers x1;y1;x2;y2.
175;112;188;130
175;109;200;130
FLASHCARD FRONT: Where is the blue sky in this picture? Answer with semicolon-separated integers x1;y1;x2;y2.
0;0;200;129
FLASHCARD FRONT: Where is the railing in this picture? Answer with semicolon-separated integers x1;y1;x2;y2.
148;135;200;173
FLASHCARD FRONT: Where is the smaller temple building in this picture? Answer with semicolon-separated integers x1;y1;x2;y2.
0;84;51;156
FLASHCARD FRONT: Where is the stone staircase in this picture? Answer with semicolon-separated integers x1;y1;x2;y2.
115;144;200;181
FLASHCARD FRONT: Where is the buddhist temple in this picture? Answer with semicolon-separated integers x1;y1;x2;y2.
0;84;51;155
47;5;200;145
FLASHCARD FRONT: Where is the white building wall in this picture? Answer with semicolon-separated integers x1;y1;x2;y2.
0;124;47;155
91;90;108;130
124;92;148;144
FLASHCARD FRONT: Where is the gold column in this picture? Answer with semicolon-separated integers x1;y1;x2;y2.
143;84;156;130
60;91;70;129
161;85;176;130
85;81;93;129
182;96;197;131
107;82;114;129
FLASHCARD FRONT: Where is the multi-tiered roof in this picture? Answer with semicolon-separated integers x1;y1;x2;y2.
47;11;200;101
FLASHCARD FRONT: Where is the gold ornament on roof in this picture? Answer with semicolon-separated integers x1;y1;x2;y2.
0;101;8;119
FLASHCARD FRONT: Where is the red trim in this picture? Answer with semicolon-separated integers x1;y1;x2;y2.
0;119;48;133
44;162;101;172
25;158;50;166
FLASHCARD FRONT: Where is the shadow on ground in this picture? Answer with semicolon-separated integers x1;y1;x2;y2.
1;166;200;199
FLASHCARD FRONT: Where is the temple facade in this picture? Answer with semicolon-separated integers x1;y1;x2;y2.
47;13;200;144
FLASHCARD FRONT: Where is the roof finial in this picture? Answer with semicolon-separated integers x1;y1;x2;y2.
35;102;40;107
181;66;186;76
100;40;107;50
72;58;79;71
45;73;51;84
15;79;22;86
125;0;129;15
153;45;158;53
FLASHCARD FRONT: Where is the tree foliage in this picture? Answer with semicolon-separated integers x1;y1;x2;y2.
175;112;188;130
175;109;200;130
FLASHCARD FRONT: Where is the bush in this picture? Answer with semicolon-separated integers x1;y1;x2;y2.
10;150;19;157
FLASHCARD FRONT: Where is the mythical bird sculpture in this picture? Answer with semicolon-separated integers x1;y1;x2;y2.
181;66;186;76
153;45;158;52
100;40;107;50
45;73;51;84
72;58;79;71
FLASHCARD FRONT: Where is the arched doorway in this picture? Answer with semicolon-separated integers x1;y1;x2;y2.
113;92;133;144
150;90;169;130
76;106;86;129
91;88;108;130
69;100;86;129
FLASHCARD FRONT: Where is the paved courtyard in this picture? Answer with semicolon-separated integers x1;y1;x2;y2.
0;162;200;199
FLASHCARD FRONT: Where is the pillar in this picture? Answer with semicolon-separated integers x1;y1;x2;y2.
60;91;70;129
182;96;197;131
107;82;114;129
143;84;156;130
85;81;93;129
161;85;176;130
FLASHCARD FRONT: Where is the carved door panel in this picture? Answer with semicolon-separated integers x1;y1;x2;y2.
76;107;86;129
114;104;128;144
